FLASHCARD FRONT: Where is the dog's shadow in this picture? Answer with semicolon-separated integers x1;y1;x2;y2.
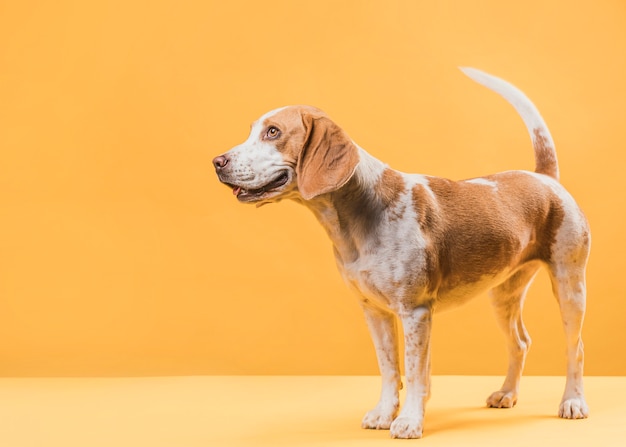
238;405;558;445
424;405;557;437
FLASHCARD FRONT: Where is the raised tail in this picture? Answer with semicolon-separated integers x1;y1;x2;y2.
459;67;559;181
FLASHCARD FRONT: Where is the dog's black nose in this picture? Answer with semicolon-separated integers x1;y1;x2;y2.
213;155;229;170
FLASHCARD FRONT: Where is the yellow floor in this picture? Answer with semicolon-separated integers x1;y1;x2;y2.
0;376;624;446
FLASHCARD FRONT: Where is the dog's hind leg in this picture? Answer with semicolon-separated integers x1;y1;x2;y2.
487;264;540;409
548;262;590;418
547;207;590;419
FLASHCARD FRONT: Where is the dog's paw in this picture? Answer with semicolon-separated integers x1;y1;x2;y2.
361;406;397;430
559;397;589;419
486;390;518;408
390;416;424;439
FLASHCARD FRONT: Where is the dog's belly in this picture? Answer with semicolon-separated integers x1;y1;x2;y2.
432;270;512;311
338;252;516;313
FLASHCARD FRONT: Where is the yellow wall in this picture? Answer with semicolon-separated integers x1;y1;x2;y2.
0;0;624;376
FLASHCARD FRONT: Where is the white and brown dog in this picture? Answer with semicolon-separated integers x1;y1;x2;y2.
213;68;590;439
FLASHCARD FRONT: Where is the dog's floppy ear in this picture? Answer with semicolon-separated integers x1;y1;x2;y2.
296;113;359;200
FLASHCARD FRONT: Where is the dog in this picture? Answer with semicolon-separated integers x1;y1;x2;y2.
212;68;590;439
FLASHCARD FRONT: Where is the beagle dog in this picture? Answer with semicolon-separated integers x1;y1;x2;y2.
213;68;590;439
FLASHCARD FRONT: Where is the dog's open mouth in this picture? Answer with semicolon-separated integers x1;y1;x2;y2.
228;171;290;202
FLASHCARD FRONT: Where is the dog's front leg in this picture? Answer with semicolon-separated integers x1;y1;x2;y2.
390;305;432;439
360;303;402;430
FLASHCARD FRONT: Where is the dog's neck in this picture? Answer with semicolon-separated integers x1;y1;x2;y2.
300;148;394;265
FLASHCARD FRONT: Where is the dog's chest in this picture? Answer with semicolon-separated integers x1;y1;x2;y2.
335;239;428;309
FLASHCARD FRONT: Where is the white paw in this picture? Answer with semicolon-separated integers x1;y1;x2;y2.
559;397;589;419
486;390;518;408
390;416;424;439
361;406;397;430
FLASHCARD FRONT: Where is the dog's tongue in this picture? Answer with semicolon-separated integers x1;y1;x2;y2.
232;186;242;196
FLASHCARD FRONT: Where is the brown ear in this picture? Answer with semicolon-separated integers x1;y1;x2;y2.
296;114;359;200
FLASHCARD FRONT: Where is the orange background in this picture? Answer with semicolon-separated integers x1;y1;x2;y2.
0;0;624;377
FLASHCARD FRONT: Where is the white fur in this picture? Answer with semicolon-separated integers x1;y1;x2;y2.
460;67;555;155
225;108;289;190
465;177;499;190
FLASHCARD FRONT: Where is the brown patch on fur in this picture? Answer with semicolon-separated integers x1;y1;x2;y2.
484;172;566;266
261;106;324;164
411;184;442;294
375;169;405;207
416;176;528;294
375;169;408;222
521;190;566;264
296;113;360;200
533;128;559;180
412;173;568;298
411;184;438;233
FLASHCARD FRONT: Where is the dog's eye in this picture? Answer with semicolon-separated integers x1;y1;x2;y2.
265;127;281;139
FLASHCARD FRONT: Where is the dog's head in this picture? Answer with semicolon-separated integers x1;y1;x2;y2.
213;106;359;205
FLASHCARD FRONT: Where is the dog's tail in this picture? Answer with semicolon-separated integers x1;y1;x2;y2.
459;67;559;181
